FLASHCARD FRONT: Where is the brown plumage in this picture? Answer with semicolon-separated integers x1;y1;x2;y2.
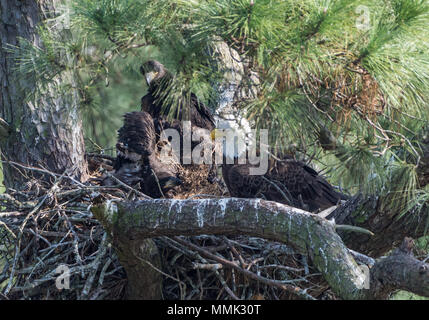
110;111;182;198
115;111;156;165
222;155;348;212
140;60;215;132
140;60;219;183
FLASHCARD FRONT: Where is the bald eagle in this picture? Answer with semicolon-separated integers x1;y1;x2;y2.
213;130;348;212
140;60;215;132
112;111;182;198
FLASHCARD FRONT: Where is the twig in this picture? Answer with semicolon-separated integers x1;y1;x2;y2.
0;221;16;239
1;160;85;187
173;236;316;300
348;249;375;267
103;171;152;199
215;271;240;300
81;233;108;299
4;175;64;295
335;224;374;236
150;169;165;198
260;176;292;205
192;263;223;271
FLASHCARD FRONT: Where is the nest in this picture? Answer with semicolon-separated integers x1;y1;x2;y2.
0;155;335;300
0;159;127;300
157;235;332;300
175;165;226;199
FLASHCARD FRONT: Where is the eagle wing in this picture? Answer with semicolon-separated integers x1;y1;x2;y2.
223;157;346;212
141;94;157;116
190;93;215;131
267;159;343;211
222;164;265;199
115;111;156;170
141;92;214;132
109;111;183;196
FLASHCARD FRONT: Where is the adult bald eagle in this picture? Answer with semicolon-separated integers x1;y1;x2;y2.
140;60;215;132
213;130;348;212
112;111;182;198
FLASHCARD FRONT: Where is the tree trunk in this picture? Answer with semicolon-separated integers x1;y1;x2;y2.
0;0;88;189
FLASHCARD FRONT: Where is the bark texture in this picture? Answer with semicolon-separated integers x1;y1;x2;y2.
114;236;163;300
0;0;88;189
327;195;428;257
369;238;429;299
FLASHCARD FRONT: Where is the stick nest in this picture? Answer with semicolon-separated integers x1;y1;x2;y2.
0;155;335;300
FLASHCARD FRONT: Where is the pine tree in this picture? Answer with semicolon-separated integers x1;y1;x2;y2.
10;0;427;219
0;0;88;189
2;0;429;299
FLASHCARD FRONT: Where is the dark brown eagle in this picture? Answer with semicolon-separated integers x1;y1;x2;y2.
140;60;219;183
140;60;215;132
112;111;182;198
212;130;348;212
222;155;348;212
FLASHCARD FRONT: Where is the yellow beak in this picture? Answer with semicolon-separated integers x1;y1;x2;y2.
210;129;222;141
145;71;159;86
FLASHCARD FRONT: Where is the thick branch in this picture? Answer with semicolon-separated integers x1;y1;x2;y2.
92;198;429;299
369;238;429;299
328;195;429;256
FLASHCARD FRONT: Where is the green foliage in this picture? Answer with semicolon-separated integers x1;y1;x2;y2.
360;0;429;115
4;26;68;100
392;291;429;300
72;0;148;41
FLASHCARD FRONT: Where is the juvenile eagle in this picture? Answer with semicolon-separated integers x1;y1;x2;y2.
112;111;182;198
213;130;348;212
222;157;348;212
140;60;215;132
140;60;219;184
